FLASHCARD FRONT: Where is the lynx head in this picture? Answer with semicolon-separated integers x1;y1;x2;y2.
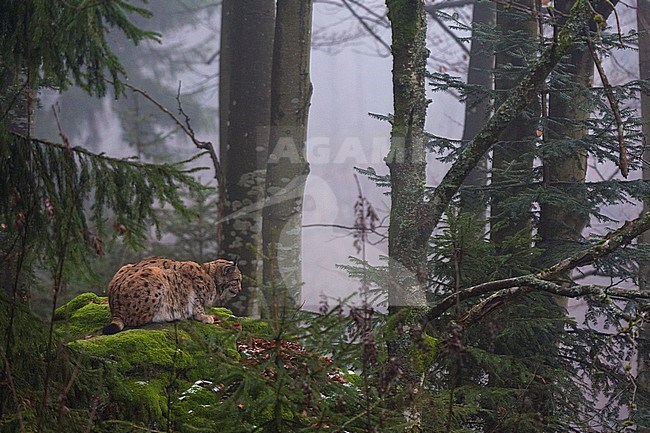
204;259;242;304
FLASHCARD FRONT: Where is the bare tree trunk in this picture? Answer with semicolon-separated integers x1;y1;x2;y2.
537;0;592;266
384;0;430;427
637;0;650;427
217;0;233;254
261;0;313;314
219;0;275;315
459;0;495;215
490;0;539;251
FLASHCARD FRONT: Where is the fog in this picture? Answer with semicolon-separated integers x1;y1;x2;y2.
35;0;641;311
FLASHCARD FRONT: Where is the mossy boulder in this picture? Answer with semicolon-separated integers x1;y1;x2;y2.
53;292;105;320
56;301;111;341
40;292;358;432
51;293;261;430
69;329;196;371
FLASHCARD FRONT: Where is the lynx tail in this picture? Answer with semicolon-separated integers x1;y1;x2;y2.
102;317;125;335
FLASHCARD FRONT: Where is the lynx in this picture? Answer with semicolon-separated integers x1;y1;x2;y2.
103;257;242;334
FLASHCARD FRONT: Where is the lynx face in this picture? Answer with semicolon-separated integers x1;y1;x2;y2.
216;261;243;303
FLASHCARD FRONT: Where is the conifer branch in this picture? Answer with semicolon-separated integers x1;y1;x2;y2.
2;131;205;252
423;0;594;231
10;132;205;173
586;36;628;177
116;80;226;245
423;210;650;324
0;351;26;433
429;12;471;56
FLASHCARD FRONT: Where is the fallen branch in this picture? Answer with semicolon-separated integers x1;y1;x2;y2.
423;210;650;324
457;281;649;326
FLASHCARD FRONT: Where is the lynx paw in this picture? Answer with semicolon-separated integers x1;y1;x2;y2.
195;314;216;324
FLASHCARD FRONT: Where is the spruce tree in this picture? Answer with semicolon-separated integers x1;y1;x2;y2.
371;0;650;429
0;1;210;425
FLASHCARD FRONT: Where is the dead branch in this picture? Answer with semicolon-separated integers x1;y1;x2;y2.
423;210;650;324
457;280;649;326
117;80;223;182
115;79;227;248
425;0;474;13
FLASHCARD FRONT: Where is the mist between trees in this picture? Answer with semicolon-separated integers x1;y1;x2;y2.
1;0;650;432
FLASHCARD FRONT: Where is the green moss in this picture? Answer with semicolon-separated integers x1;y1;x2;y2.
53;292;104;320
384;307;420;341
110;378;170;426
69;329;194;373
174;383;222;430
410;332;438;373
177;320;240;360
207;306;234;319
386;0;423;50
238;317;272;336
55;302;111;340
53;293;312;431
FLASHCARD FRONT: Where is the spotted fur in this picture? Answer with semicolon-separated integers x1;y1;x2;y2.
102;257;242;334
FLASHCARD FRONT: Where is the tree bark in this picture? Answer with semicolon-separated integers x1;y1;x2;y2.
220;0;275;315
423;0;597;233
384;0;430;427
261;0;313;314
217;0;233;254
637;0;650;427
537;0;593;267
459;0;495;216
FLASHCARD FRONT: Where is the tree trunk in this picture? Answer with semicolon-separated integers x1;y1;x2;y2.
217;0;233;255
537;0;592;266
490;0;539;251
637;0;650;427
220;0;275;315
459;0;495;216
261;0;313;314
384;0;430;427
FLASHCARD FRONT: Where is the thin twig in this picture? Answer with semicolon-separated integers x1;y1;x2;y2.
603;0;625;47
429;13;471;56
116;80;223;181
341;0;391;53
105;79;226;245
0;351;26;433
425;0;474;13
